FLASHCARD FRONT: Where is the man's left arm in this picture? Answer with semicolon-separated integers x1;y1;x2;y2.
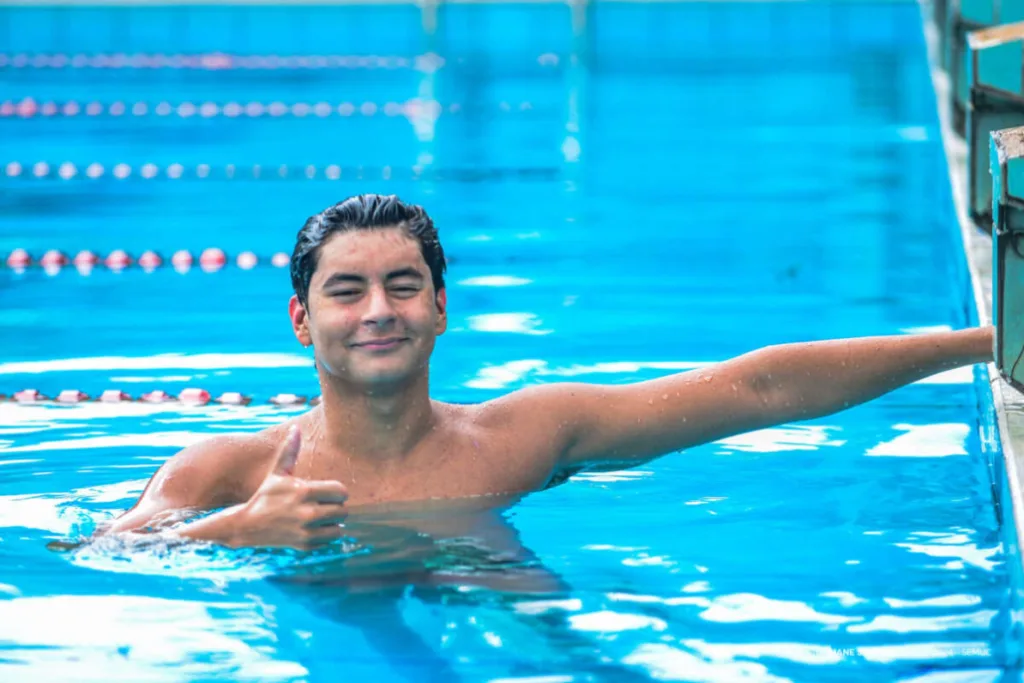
533;327;994;470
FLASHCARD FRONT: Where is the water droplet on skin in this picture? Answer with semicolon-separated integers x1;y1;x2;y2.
701;374;713;383
661;394;668;400
647;399;654;405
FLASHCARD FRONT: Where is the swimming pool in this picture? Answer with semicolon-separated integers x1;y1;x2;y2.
1;1;1019;680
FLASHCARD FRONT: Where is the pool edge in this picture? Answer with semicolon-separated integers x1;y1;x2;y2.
924;10;1024;578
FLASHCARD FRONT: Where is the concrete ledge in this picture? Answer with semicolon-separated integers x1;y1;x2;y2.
926;13;1024;558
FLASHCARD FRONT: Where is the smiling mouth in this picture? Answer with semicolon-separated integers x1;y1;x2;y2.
353;337;409;349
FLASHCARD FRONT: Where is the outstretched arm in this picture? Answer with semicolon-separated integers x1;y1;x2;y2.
530;327;994;469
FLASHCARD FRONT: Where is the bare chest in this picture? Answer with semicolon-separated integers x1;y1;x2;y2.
291;434;553;507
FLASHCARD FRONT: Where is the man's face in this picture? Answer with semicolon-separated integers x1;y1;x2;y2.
290;227;446;388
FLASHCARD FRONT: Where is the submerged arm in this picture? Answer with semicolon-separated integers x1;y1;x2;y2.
538;327;994;469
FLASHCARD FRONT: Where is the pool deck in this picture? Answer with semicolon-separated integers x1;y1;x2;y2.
924;16;1024;555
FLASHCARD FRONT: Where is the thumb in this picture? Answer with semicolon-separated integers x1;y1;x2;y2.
271;426;301;477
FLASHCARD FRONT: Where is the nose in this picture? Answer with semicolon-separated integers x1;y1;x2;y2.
362;285;397;329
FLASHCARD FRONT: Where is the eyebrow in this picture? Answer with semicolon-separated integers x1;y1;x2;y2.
322;268;424;289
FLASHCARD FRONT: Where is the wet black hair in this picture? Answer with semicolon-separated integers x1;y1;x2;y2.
290;194;447;308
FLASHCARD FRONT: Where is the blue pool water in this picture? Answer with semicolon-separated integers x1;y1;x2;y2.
1;1;1020;681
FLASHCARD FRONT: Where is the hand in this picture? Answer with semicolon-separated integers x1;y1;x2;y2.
230;426;349;550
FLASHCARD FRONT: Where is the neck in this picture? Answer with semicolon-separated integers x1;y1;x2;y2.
314;366;437;465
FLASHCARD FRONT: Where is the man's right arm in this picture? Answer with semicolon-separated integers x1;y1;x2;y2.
98;434;270;543
98;427;350;550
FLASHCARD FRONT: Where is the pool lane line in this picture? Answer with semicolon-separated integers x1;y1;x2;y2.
2;388;317;407
0;98;534;119
0;52;444;71
0;162;560;182
4;248;289;273
0;52;560;71
2;161;397;180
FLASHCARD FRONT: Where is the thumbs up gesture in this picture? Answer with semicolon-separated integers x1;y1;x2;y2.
229;427;349;550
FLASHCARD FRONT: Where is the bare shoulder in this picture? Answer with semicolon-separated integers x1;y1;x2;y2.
457;384;585;458
143;416;297;509
104;414;312;535
471;383;590;425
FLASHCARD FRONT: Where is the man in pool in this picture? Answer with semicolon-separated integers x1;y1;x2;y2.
102;193;996;550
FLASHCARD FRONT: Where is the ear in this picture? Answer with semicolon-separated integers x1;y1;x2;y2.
434;287;447;336
289;295;313;347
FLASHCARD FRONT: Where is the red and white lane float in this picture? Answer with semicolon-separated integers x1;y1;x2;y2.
105;249;132;270
56;389;89;404
179;388;211;405
5;248;289;273
138;250;163;271
199;247;227;272
39;250;67;267
0;52;433;72
13;389;44;403
73;250;99;266
2;389;319;407
171;250;194;271
0;96;523;121
6;248;30;269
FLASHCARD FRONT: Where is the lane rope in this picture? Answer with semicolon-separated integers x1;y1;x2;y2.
0;52;560;71
0;98;534;119
0;52;450;71
4;248;290;272
3;161;398;180
2;388;319;407
0;161;558;182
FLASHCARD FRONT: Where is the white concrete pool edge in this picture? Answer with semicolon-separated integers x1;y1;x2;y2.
923;13;1024;556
